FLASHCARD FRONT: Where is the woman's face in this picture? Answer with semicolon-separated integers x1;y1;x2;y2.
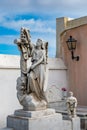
36;39;42;49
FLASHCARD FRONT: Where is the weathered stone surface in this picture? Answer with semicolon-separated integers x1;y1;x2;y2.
15;28;48;111
14;108;55;118
63;120;72;130
72;117;80;130
48;100;67;111
66;92;77;118
7;113;63;130
0;128;13;130
63;117;80;130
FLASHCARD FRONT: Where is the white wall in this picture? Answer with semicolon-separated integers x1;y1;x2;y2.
0;54;68;128
0;55;21;128
47;58;68;102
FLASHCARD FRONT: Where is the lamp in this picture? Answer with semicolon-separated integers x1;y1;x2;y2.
66;36;79;61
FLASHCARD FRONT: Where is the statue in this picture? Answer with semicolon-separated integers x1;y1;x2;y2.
66;91;77;118
14;27;48;111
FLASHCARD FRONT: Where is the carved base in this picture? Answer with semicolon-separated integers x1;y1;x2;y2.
7;109;63;130
14;108;55;117
20;93;47;111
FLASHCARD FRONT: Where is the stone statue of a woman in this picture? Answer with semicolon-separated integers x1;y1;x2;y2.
14;27;48;111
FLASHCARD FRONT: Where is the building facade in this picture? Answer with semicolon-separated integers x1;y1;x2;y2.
56;16;87;106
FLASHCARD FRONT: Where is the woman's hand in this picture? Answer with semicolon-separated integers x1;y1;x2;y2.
30;65;35;70
28;65;35;73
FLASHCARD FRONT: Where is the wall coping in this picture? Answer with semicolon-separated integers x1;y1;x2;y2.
0;54;67;70
61;16;87;36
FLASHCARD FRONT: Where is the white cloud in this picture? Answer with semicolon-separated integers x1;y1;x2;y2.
0;19;55;34
0;35;18;45
0;14;56;57
0;0;32;13
0;0;87;17
0;33;56;57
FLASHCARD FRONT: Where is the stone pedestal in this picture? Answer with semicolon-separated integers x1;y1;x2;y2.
7;109;63;130
14;108;55;117
72;117;80;130
63;116;80;130
0;128;13;130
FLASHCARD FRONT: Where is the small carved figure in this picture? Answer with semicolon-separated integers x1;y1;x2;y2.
16;77;26;104
66;91;77;118
14;27;48;111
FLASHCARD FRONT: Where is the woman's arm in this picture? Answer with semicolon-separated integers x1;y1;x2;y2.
31;55;44;70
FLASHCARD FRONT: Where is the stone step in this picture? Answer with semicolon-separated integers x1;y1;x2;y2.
0;128;13;130
63;120;72;130
48;100;67;111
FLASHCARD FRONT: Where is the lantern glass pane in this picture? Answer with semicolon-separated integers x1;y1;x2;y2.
67;42;72;50
72;42;76;50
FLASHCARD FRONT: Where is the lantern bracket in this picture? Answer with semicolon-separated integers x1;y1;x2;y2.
71;51;79;61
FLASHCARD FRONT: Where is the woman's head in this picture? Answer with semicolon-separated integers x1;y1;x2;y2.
36;39;43;48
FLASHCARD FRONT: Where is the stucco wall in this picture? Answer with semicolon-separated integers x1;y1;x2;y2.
0;55;21;128
61;24;87;106
0;54;68;128
56;16;87;57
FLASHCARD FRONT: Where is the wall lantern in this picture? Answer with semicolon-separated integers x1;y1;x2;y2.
66;36;79;61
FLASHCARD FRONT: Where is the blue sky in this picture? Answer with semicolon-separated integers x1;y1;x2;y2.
0;0;87;57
